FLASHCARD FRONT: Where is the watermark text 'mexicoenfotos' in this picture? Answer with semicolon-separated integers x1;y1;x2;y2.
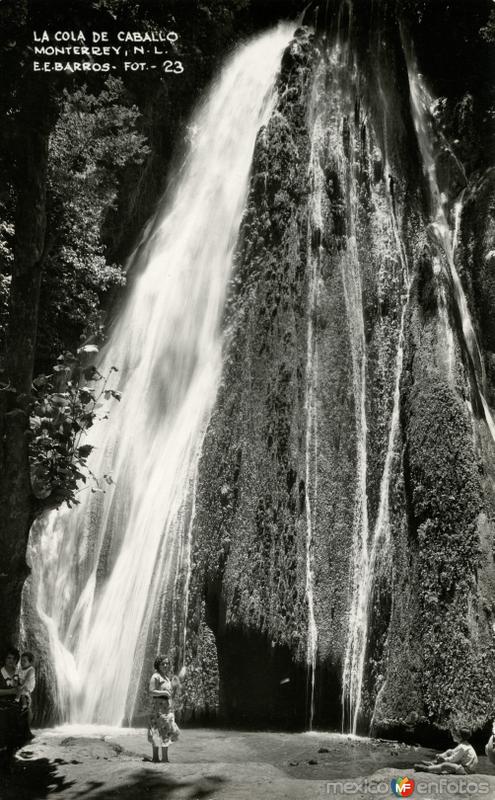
324;776;490;796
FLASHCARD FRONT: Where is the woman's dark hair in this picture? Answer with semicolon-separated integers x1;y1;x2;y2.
154;654;170;671
4;647;20;663
21;651;34;664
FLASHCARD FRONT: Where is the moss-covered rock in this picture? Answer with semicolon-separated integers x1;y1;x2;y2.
174;7;495;740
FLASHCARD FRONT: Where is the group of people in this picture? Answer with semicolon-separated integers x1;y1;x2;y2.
0;646;181;767
0;646;36;767
2;646;179;767
3;645;495;776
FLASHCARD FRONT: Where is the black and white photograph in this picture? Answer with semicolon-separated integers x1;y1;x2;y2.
0;0;495;797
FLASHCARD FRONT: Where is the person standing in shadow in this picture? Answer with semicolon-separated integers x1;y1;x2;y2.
0;647;30;770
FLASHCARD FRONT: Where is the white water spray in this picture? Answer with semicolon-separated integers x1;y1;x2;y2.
24;25;293;725
303;92;326;730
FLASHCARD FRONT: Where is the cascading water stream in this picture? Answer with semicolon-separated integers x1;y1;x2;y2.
403;44;495;443
320;40;370;737
345;290;409;733
303;242;319;732
303;88;326;730
341;30;495;736
336;24;410;732
23;25;293;726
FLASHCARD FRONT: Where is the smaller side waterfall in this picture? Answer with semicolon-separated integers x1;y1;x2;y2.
303;250;319;731
330;27;411;731
322;41;370;736
404;44;495;443
348;290;409;732
303;90;326;729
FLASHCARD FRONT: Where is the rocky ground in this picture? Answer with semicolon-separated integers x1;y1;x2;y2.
0;728;494;799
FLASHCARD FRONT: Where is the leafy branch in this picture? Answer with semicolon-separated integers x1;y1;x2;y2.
29;345;121;510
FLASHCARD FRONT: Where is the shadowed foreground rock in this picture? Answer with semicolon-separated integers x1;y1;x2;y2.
1;729;495;800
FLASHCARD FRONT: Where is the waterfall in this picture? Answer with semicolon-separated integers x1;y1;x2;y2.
340;32;494;735
24;24;293;726
403;44;495;443
305;37;372;735
340;35;495;734
303;236;318;730
303;83;326;730
345;292;409;733
319;40;371;736
326;30;410;731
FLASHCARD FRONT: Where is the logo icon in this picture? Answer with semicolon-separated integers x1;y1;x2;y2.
390;776;415;797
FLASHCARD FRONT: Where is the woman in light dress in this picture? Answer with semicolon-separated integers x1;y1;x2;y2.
147;655;181;763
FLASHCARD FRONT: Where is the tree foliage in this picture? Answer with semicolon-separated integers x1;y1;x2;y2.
0;74;149;508
30;348;120;509
37;78;150;369
480;8;495;43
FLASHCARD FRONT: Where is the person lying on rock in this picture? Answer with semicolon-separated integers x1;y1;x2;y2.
414;728;478;775
147;655;183;764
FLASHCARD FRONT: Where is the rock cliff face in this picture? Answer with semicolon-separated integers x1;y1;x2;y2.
182;3;495;740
